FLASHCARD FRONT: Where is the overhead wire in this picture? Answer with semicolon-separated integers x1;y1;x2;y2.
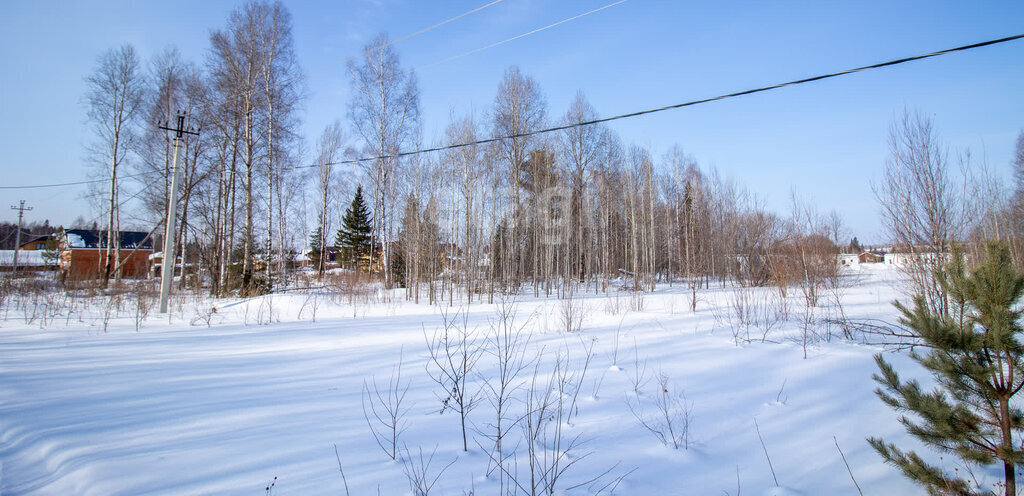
414;0;629;72
0;172;155;190
302;0;506;78
287;32;1024;170
1;1;508;192
4;33;1022;190
345;0;631;101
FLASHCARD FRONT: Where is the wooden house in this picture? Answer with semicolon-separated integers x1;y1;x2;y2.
858;251;883;264
58;229;153;281
18;234;53;251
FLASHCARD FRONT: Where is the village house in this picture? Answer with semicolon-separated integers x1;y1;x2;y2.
858;251;883;264
58;229;153;281
883;249;947;267
0;234;58;272
18;234;53;251
837;253;859;266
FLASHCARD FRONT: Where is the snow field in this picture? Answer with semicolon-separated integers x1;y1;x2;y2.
0;265;960;494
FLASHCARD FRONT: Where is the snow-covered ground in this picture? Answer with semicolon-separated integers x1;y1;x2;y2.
0;265;985;495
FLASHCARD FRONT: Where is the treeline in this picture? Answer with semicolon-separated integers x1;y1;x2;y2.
80;1;1023;303
0;221;57;250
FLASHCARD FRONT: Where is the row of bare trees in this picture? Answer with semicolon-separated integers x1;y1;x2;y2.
84;2;303;295
82;2;1020;304
393;63;850;306
81;3;848;301
874;110;1024;316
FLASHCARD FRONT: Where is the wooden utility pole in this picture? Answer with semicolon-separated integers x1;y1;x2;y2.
157;111;199;313
10;200;33;273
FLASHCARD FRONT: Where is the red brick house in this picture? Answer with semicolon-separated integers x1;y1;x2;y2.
59;229;153;281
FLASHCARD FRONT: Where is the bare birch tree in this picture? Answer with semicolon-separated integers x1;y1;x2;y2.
492;66;547;289
348;33;420;288
209;4;267;294
85;44;146;288
315;121;344;277
559;91;601;289
873;110;968;315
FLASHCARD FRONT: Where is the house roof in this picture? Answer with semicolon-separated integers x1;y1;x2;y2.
19;234;51;246
63;229;154;250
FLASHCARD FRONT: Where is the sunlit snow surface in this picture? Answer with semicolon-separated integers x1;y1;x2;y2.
0;265;992;495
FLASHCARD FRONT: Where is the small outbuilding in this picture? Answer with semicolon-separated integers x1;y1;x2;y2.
59;229;153;281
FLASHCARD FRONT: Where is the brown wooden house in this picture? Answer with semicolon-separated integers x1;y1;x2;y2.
59;229;153;281
18;234;53;251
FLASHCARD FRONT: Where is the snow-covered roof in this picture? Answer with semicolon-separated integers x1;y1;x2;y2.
66;232;86;248
63;229;154;250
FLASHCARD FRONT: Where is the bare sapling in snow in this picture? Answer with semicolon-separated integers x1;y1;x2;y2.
333;444;351;496
824;267;857;340
714;284;788;346
256;295;278;325
713;285;755;345
628;338;650;396
796;301;817;360
362;349;413;461
509;354;591;496
775;378;788;405
190;303;217;328
100;293;120;332
607;314;628;370
603;290;626;316
476;296;532;488
425;307;484;451
626;370;693;449
558;288;587;333
505;350;628;495
833;436;864;496
133;284;155;331
298;290;323;323
0;277;12;321
401;445;457;496
754;417;779;487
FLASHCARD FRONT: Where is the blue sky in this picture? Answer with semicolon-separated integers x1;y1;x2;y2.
1;0;1022;242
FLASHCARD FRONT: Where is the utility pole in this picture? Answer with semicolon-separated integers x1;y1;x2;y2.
158;111;199;313
10;200;33;273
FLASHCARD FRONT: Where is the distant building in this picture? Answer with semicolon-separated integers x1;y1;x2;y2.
858;251;883;264
18;234;52;251
883;249;945;267
837;253;859;266
59;229;153;281
0;234;59;272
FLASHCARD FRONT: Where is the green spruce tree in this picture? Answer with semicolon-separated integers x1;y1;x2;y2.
870;244;1024;495
336;186;373;270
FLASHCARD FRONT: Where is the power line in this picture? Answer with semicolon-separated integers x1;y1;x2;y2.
414;0;629;72
301;0;506;81
6;33;1023;189
345;0;631;101
291;32;1024;170
390;0;506;47
1;2;512;192
0;172;155;190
